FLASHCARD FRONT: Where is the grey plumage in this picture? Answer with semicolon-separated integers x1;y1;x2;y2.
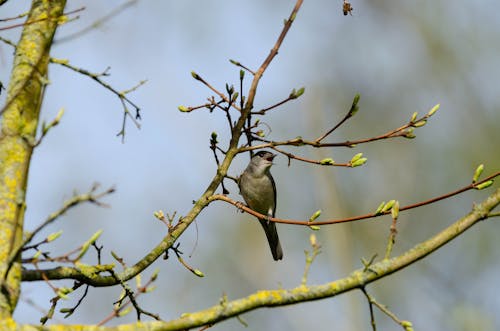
239;151;283;260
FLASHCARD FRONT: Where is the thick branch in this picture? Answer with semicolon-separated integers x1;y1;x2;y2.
15;189;500;330
0;0;67;317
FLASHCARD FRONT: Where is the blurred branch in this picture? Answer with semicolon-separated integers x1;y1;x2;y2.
55;0;139;44
301;234;321;286
0;7;83;32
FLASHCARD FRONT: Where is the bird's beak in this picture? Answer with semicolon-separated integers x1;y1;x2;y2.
266;153;276;162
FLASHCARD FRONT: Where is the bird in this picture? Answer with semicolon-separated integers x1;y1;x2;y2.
238;151;283;260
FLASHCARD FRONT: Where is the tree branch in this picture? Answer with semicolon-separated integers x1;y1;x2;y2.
209;172;499;226
15;188;500;330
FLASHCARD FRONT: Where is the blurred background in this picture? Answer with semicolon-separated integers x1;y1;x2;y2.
1;1;499;330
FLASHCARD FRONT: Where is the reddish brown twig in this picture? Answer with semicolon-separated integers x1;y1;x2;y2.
209;172;499;226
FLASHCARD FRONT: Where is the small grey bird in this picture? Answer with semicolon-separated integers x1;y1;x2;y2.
238;151;283;260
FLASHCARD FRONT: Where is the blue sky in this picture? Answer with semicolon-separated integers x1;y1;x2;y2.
1;1;499;330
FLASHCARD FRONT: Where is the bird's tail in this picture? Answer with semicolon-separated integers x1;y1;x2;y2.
260;220;283;260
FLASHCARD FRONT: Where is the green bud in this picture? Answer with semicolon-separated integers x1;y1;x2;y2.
295;87;305;98
41;121;48;135
309;210;322;221
211;132;218;143
88;229;103;243
351;157;367;167
319;158;335;165
309;234;317;246
52;58;69;65
151;268;160;281
145;285;156;293
111;251;121;261
401;320;414;331
391;200;400;220
309;225;321;231
46;230;63;242
427;103;440;116
57;287;73;300
32;250;42;259
410;112;418;122
475;180;493;190
55;107;65;121
135;274;142;288
154;211;165;221
118;307;132;317
401;321;413;327
178;105;190;112
375;201;386;215
349;93;361;116
240;69;245;80
256;130;265;137
472;164;484;183
352;93;361;104
229;59;239;65
193;269;205;277
59;308;73;314
231;92;239;102
76;230;103;261
404;128;416;139
413;120;427;127
190;71;200;80
382;200;396;212
350;153;363;163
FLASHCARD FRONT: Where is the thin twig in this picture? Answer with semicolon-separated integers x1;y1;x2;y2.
50;58;143;140
98;270;160;325
315;94;360;142
229;59;256;75
301;235;321;286
240;107;433;152
0;7;84;31
4;186;114;280
362;287;413;330
210;172;499;226
191;72;241;112
271;146;350;167
55;1;138;44
361;287;377;331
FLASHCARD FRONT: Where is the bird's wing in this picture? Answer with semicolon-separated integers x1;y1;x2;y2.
268;172;277;217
